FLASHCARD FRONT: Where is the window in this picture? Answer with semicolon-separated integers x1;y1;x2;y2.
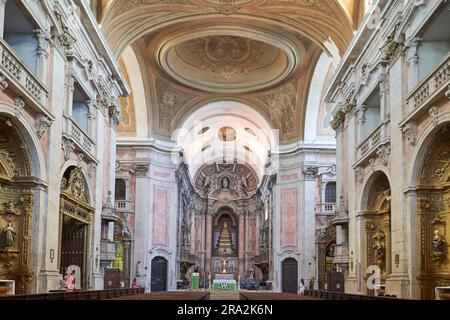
325;182;336;203
115;179;126;200
417;2;450;82
4;0;39;73
101;221;109;240
361;88;381;139
72;83;91;134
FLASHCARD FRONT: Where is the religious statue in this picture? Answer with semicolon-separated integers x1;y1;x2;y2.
432;230;446;252
221;177;230;190
373;232;385;269
222;258;228;273
0;222;16;249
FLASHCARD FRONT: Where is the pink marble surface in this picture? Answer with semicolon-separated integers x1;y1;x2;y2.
281;188;298;248
153;186;169;246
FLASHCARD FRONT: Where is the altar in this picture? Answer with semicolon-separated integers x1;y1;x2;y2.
212;279;237;291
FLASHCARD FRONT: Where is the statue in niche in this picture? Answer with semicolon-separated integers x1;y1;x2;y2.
372;232;385;269
0;222;16;249
221;177;230;190
432;230;446;253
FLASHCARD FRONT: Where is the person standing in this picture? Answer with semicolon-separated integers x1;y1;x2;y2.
298;278;306;295
131;278;137;288
65;270;76;292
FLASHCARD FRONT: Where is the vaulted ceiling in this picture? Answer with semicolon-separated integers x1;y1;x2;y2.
94;0;361;144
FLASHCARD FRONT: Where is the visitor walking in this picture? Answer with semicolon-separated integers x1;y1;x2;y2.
298;278;306;295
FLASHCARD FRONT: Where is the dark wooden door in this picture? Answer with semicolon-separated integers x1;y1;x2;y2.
327;272;345;292
151;257;168;292
104;269;121;289
282;258;298;293
60;216;87;288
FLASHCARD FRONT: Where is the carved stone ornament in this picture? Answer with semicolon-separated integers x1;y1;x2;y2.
14;98;25;119
303;166;319;178
61;167;89;204
402;122;417;146
380;35;404;63
132;163;150;176
62;137;75;161
55;13;77;52
37;115;53;139
429;106;439;127
87;162;97;177
0;73;8;91
330;110;345;131
376;145;390;166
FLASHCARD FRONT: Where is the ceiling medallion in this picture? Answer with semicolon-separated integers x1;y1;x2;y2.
200;0;256;15
156;26;300;93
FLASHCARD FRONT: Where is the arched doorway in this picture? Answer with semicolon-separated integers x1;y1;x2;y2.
281;258;298;293
151;256;168;292
0;120;35;294
59;167;94;290
416;127;450;299
361;171;391;296
212;209;238;279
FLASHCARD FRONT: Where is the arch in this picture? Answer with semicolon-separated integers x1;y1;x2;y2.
213;206;237;227
0;104;46;180
412;120;450;299
60;161;94;207
359;167;393;213
408;113;450;187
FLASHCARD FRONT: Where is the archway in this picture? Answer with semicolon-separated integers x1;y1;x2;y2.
361;171;391;296
58;166;94;290
0;120;35;294
281;257;298;294
151;256;168;292
415;126;450;299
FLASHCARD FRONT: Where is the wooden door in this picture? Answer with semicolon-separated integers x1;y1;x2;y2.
282;258;298;294
327;272;345;292
151;257;168;292
104;269;121;289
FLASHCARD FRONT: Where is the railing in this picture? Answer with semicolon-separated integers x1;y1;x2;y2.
317;203;336;214
64;116;95;156
0;37;47;107
356;122;389;162
0;288;144;300
408;53;450;110
115;200;132;212
100;240;116;261
304;290;401;300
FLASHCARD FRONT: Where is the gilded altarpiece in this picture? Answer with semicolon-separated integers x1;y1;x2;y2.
363;175;391;294
0;123;34;294
417;130;450;299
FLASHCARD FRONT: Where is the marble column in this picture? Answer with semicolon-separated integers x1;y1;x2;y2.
238;213;245;278
205;212;212;274
0;0;8;38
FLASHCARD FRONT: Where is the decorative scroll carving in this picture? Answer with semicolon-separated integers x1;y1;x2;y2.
156;77;196;130
61;167;90;205
0;74;8;91
303;166;319;178
55;13;77;52
429;106;439;128
37;115;53;139
259;83;296;135
62;137;75;161
132;163;150;176
402;122;417;146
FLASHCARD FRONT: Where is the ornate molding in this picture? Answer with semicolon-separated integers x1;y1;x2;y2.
62;137;75;161
14;98;25;119
429;106;439;127
0;74;8;91
87;162;97;178
303;165;319;178
55;13;76;53
330;110;345;132
376;144;391;166
36;115;53;139
402;122;417;146
132;163;150;176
